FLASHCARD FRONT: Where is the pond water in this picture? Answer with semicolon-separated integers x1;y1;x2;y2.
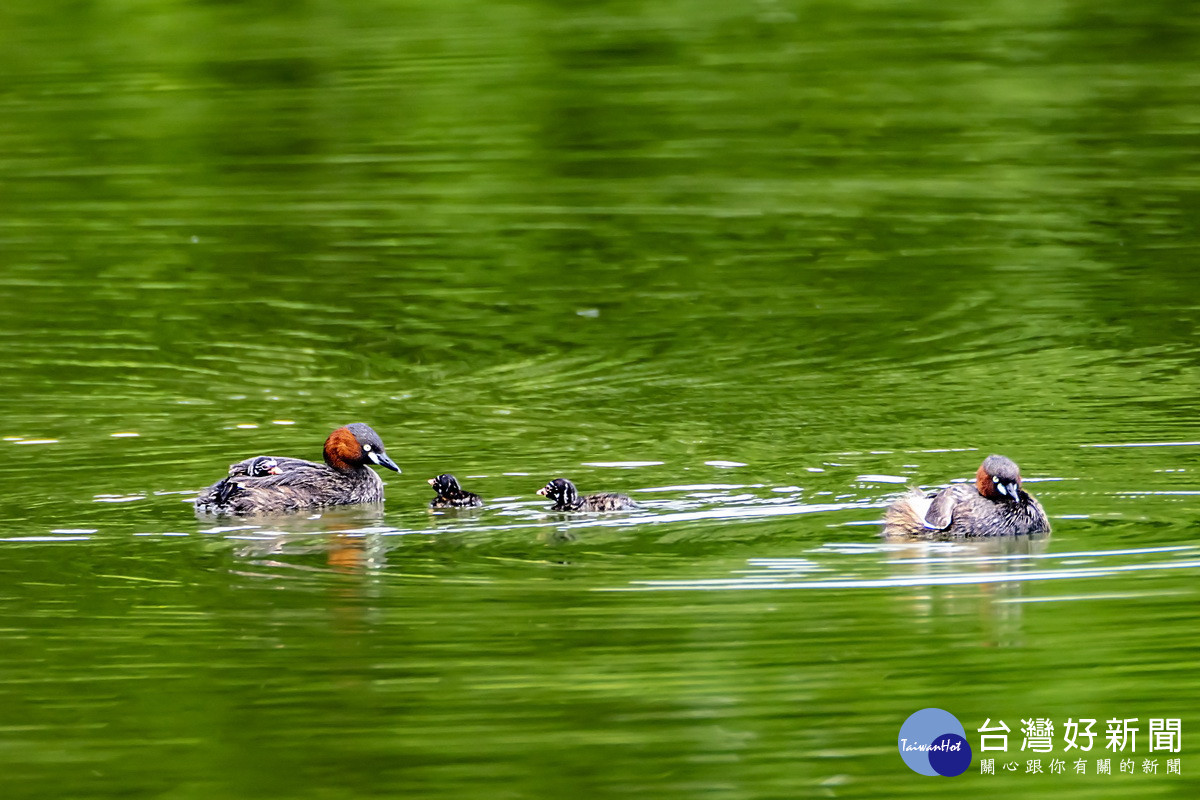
2;1;1198;797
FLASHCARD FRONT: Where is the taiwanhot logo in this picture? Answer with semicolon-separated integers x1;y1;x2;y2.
898;708;973;776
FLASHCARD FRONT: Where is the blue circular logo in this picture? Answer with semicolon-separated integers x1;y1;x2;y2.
898;708;972;776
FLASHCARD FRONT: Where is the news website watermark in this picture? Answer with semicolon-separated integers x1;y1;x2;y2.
899;709;1183;778
898;708;973;776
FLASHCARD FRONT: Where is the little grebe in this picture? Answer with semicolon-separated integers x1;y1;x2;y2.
882;454;1050;538
427;474;483;509
194;423;400;515
227;456;285;478
536;478;638;512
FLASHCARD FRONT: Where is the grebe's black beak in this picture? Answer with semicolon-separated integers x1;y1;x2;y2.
427;477;437;486
997;480;1020;502
368;451;401;472
536;486;550;497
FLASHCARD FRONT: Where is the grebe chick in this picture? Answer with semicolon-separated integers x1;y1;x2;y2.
428;474;483;509
536;478;638;512
227;456;285;478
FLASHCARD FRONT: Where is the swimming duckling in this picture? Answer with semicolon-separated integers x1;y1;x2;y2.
536;478;638;512
428;474;483;509
883;454;1050;538
194;423;400;515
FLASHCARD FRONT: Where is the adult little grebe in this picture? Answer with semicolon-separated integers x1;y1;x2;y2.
194;423;400;515
536;478;638;512
427;474;483;509
882;454;1050;538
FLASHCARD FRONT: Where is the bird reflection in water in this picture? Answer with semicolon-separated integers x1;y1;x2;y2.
884;533;1052;647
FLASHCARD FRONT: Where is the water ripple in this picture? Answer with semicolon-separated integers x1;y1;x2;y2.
606;558;1200;592
602;544;1200;593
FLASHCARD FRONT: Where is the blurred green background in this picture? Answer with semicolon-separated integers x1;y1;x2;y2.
1;1;1198;797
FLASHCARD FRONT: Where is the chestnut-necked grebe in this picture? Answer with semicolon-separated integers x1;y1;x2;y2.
194;423;400;515
883;454;1050;538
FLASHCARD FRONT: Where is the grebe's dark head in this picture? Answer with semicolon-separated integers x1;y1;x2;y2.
536;478;577;505
976;454;1022;503
428;474;462;496
323;423;400;475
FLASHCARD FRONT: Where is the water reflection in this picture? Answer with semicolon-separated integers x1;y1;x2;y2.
609;540;1200;592
213;505;392;572
199;503;387;533
878;536;1053;647
427;506;486;523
